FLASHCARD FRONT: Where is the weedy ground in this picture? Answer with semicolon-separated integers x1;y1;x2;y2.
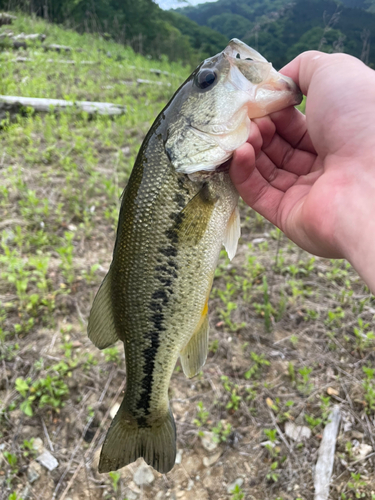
1;13;375;500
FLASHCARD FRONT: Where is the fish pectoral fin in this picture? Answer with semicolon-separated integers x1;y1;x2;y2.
223;205;240;261
178;184;216;245
87;268;119;349
180;313;209;379
99;402;176;474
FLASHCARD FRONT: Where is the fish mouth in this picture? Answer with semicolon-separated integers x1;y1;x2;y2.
223;38;302;113
223;38;268;63
255;78;303;108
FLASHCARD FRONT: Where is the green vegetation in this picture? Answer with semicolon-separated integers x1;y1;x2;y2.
177;0;375;68
0;0;227;65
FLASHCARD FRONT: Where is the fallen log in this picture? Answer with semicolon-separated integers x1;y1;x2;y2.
314;406;341;500
136;78;171;87
0;96;126;117
11;57;94;65
0;13;16;26
13;33;46;42
0;32;46;50
44;44;72;53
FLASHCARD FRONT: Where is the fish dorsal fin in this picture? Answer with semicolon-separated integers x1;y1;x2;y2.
178;184;216;245
223;205;240;261
180;308;209;378
87;268;119;349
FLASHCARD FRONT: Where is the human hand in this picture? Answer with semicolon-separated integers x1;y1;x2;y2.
229;50;375;292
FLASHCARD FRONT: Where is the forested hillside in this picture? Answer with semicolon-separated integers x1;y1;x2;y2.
1;0;373;68
177;0;375;68
339;0;375;11
0;0;227;64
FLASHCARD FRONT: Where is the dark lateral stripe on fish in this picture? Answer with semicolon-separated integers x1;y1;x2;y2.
160;246;178;257
174;191;186;208
155;265;178;278
136;213;183;419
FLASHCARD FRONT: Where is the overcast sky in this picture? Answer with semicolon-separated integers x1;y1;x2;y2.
155;0;218;10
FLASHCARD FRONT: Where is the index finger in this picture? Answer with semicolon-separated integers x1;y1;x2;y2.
266;106;316;154
280;50;327;96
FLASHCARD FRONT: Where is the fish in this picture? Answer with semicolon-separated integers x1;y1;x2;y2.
88;38;302;474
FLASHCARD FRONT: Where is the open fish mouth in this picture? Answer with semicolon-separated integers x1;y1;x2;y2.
223;38;269;62
223;38;303;111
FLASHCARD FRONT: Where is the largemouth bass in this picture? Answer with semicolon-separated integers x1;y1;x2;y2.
88;39;302;474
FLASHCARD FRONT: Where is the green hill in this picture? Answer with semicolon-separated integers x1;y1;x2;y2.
176;0;375;68
0;0;227;65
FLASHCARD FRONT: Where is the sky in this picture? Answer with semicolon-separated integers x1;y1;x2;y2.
155;0;218;10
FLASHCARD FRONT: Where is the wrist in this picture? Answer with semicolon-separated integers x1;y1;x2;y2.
332;158;375;294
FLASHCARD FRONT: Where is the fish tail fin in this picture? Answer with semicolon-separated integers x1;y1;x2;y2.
98;401;176;474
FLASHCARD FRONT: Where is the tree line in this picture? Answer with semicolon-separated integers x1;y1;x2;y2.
0;0;227;65
177;0;375;68
0;0;373;69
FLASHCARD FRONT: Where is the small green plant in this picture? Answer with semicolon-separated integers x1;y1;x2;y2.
245;352;270;379
3;451;18;472
325;306;345;328
230;484;245;500
15;374;69;416
297;366;314;394
341;472;367;499
288;362;296;385
266;460;279;483
56;232;75;284
289;334;298;347
363;366;375;413
217;284;246;332
253;276;274;332
209;339;219;353
104;346;120;363
193;401;209;427
263;428;279;458
220;376;242;412
82;263;100;284
353;318;375;353
305;413;322;429
108;471;121;493
211;421;232;443
21;438;36;457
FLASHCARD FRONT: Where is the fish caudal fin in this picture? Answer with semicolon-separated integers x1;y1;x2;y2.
180;313;209;378
99;403;176;474
223;205;240;260
88;269;119;349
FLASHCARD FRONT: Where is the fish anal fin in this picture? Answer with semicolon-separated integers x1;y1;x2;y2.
180;309;209;379
99;402;176;474
88;269;119;349
223;205;240;261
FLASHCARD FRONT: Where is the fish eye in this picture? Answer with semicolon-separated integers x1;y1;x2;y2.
194;69;217;90
236;53;241;59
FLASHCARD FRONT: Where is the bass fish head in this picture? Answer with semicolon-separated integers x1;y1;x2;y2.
165;38;302;174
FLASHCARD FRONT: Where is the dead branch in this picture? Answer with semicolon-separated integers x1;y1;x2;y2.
0;95;126;117
44;44;72;53
314;405;341;500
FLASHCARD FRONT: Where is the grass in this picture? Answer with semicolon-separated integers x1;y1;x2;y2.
1;12;375;500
